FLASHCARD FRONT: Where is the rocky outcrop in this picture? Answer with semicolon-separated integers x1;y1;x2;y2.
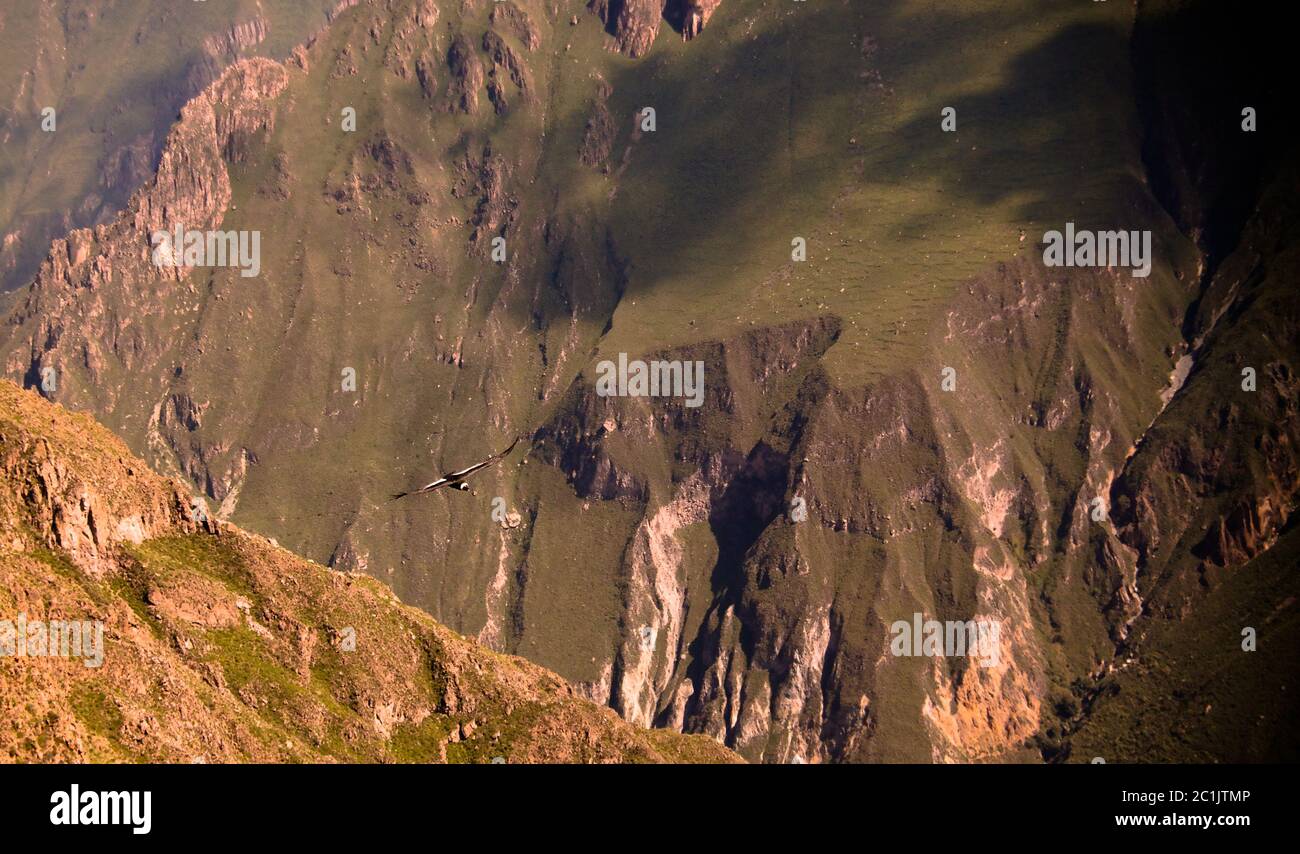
589;0;666;59
0;383;201;577
483;31;534;114
490;2;541;51
453;143;519;250
446;33;485;114
201;16;271;66
676;0;723;40
580;80;617;173
589;0;725;53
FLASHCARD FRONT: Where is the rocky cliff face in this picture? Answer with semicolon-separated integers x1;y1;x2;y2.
5;58;290;449
0;0;344;297
589;0;723;57
1;392;201;580
0;380;737;763
1;0;1294;763
589;0;665;58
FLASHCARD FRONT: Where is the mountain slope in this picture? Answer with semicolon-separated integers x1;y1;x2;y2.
1;0;1295;763
0;0;346;297
0;379;738;763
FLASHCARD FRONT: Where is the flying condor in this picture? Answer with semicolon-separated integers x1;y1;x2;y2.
389;437;521;501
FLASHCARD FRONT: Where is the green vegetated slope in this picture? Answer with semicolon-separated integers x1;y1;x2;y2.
596;0;1151;386
0;379;739;763
1;0;1294;763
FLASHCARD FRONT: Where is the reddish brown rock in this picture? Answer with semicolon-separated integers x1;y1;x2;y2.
589;0;667;59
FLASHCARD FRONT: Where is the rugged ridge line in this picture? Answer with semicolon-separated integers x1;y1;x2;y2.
0;379;739;763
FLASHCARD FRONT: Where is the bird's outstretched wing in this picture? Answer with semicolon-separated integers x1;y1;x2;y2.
389;476;451;501
389;437;521;501
444;436;521;480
